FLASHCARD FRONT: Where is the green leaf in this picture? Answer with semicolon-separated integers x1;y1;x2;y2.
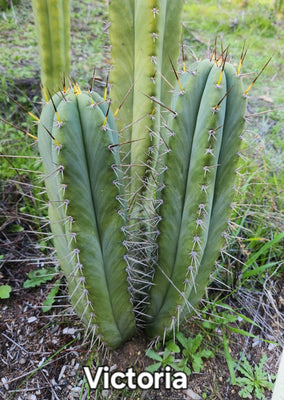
176;332;188;348
238;357;254;379
254;385;266;400
202;320;214;330
146;362;162;373
166;341;180;353
9;224;24;233
199;349;214;360
191;334;203;353
229;327;258;338
243;232;284;272
222;329;236;384
42;280;61;312
23;268;56;288
0;285;12;299
146;349;162;362
242;261;278;280
173;359;191;375
236;377;253;386
192;356;204;373
234;312;261;328
162;354;175;368
239;384;254;398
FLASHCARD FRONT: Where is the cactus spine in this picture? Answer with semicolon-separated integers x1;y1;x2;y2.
38;88;135;349
31;0;70;95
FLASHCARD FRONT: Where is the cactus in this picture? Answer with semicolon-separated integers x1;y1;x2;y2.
108;0;184;325
109;0;183;193
28;1;253;348
37;87;135;349
31;0;70;95
144;58;247;338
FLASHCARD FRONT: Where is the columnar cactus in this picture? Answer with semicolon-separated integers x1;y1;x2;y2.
31;0;70;95
145;59;247;338
109;0;183;193
30;1;250;348
37;87;135;349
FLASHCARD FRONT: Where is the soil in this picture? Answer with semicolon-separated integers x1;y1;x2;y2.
0;181;283;400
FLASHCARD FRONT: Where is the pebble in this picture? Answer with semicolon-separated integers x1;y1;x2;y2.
184;388;202;400
1;377;9;390
58;365;67;381
63;327;76;335
27;316;37;323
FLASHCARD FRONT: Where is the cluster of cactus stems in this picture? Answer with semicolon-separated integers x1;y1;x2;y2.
9;1;269;349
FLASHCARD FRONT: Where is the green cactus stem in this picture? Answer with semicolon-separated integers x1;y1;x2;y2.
109;0;183;193
31;0;70;95
108;0;184;325
37;86;135;349
145;58;247;339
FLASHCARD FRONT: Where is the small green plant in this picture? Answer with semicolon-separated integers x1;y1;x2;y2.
23;267;56;288
23;267;60;313
0;284;12;299
146;340;191;375
146;332;213;375
235;354;275;399
176;332;213;373
41;279;61;313
201;303;263;384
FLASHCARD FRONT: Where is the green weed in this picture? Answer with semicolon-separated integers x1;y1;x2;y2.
176;332;214;373
0;284;12;299
235;354;275;399
146;341;183;373
146;332;213;376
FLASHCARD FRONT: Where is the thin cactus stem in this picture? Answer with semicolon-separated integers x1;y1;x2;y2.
31;0;70;95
